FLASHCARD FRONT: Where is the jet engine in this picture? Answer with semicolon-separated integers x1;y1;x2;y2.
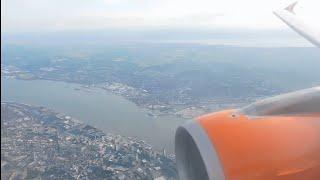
175;87;320;180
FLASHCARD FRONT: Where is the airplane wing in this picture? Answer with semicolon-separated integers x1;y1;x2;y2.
273;2;320;47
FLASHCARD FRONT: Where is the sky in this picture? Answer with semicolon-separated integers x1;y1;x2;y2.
1;0;319;33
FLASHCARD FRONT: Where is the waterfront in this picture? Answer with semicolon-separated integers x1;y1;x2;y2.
1;102;177;179
1;78;189;152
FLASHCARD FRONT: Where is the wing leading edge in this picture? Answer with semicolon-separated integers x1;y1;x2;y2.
274;2;320;47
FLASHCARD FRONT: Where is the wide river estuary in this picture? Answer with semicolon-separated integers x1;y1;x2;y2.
1;78;190;153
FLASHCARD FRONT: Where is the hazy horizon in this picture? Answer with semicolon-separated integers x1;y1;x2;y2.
1;28;315;47
2;0;319;47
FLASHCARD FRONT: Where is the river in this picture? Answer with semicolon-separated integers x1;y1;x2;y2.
1;78;190;153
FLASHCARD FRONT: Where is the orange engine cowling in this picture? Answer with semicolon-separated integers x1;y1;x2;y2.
175;87;320;180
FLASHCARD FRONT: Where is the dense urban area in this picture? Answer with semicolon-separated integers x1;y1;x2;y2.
1;102;177;180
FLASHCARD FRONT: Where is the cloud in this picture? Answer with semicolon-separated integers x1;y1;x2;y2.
2;0;320;33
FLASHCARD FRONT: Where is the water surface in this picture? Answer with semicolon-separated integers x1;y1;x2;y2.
1;78;189;152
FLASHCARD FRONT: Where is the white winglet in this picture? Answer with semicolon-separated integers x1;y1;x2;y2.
274;2;320;47
285;1;298;14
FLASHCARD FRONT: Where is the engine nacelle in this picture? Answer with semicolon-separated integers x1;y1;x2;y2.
175;87;320;180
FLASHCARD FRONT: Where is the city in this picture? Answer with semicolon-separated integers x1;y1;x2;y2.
1;102;177;180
